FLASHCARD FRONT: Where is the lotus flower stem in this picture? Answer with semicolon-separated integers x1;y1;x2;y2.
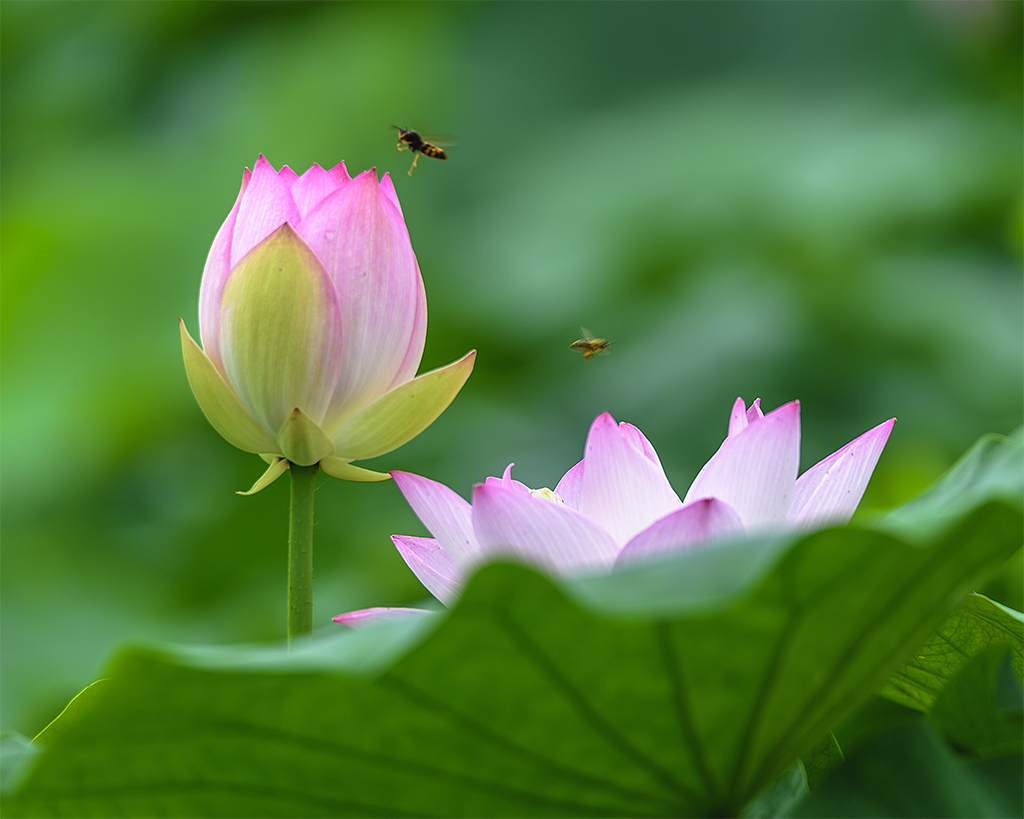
287;462;317;644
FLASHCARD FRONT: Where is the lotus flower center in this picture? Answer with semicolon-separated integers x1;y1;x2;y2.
529;487;564;504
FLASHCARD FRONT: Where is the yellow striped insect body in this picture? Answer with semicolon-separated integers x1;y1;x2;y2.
570;327;612;361
391;126;448;176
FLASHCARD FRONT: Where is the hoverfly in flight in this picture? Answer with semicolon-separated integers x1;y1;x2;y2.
391;126;448;176
569;327;612;361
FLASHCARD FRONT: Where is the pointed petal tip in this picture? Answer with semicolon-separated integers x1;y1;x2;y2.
352;167;379;184
788;416;896;528
332;607;434;628
391;534;465;605
764;399;799;419
328;160;351;183
278;407;335;466
236;457;289;495
590;411;617;431
729;396;750;436
320;457;390;482
864;416;896;444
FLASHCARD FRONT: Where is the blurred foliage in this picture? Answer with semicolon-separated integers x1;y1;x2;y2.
1;1;1021;736
3;475;1021;817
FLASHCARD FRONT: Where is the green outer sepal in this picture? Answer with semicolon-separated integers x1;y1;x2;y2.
331;350;476;460
237;457;289;496
179;320;279;455
278;409;334;467
320;457;391;482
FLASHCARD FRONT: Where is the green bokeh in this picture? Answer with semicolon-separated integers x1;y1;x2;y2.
2;1;1022;736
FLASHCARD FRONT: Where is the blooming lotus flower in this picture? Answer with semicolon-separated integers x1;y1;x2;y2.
357;399;893;610
180;156;475;493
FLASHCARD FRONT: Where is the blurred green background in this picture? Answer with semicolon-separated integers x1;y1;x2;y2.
2;1;1021;737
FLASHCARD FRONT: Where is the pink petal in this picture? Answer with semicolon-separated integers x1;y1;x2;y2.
621;421;666;467
578;413;683;546
746;398;763;424
328;160;351;185
384;260;427;390
728;397;749;437
391;535;465;606
230;155;301;267
198;167;250;375
332;607;435;629
728;398;765;437
278;164;299;189
789;418;895;528
301;170;426;430
390;471;481;568
291;163;342;221
380;172;404;219
615;498;745;567
373;176;424;393
683;400;801;530
471;482;620;574
554;459;585;510
483;464;532;495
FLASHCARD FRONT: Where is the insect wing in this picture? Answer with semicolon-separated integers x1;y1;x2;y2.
570;327;611;360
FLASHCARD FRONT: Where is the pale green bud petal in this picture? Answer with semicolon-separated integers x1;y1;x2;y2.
320;457;391;482
237;457;289;496
179;319;280;455
278;408;335;467
218;224;344;438
330;351;476;461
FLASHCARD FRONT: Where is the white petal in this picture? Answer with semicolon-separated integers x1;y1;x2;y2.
789;418;895;528
578;413;682;546
472;482;620;574
616;498;745;567
391;535;465;606
390;471;481;568
684;401;801;530
554;459;585;510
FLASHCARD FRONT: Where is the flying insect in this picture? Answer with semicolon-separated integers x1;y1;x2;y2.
391;126;448;176
570;328;612;361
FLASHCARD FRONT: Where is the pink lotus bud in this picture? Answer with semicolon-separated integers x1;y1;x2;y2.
180;156;475;492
